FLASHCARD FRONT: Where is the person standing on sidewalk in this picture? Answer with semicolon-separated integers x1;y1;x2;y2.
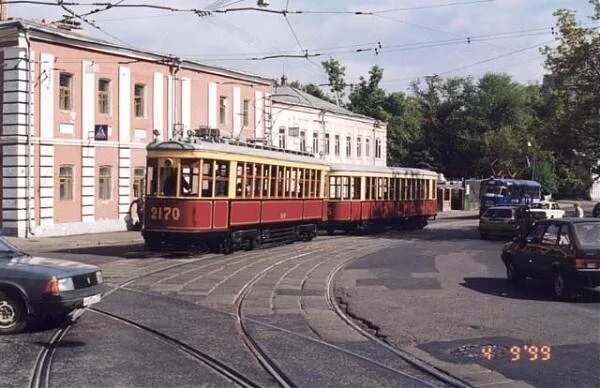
573;202;584;218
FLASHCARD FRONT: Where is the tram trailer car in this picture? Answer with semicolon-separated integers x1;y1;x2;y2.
142;140;330;252
326;164;438;233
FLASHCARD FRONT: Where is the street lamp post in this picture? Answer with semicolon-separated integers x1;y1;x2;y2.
527;141;535;181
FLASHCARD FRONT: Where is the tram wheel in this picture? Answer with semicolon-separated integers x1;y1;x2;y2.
220;238;234;255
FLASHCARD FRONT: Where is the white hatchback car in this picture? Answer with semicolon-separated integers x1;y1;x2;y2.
529;202;565;219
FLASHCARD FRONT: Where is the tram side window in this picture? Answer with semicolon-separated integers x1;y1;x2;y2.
352;177;361;199
342;176;350;199
254;164;263;198
201;160;214;197
180;159;200;197
262;164;270;197
329;176;338;199
278;167;286;198
215;160;229;197
245;163;254;198
415;180;421;200
146;159;158;196
236;164;244;198
270;166;278;197
394;178;401;200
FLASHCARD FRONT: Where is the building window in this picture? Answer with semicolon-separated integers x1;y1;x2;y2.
242;99;250;127
219;96;227;125
346;136;351;158
312;133;318;154
59;73;73;111
366;138;370;157
300;130;306;152
334;135;340;156
357;137;362;157
59;165;74;201
99;166;112;200
375;138;382;159
324;133;330;155
98;78;111;114
133;167;145;198
134;83;145;117
278;127;286;148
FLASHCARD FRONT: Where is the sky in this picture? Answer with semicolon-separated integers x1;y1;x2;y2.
6;0;599;97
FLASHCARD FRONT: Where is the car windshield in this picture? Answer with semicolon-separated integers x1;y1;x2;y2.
573;223;600;249
0;237;21;258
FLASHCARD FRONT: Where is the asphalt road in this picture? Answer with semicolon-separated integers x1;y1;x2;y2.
2;218;598;388
337;218;600;388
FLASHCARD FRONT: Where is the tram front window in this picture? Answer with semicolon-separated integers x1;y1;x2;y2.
180;159;200;197
160;167;178;196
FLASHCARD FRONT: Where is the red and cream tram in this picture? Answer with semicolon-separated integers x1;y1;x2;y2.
326;164;438;233
142;139;330;251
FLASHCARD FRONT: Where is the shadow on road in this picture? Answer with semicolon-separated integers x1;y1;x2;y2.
461;277;600;303
47;244;205;260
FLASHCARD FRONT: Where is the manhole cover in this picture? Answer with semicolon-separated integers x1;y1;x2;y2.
451;344;511;360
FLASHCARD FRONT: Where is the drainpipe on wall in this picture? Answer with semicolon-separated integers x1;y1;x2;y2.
23;26;34;238
169;58;181;140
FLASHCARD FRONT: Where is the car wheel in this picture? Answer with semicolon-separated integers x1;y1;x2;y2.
552;271;573;301
506;260;523;286
0;291;27;334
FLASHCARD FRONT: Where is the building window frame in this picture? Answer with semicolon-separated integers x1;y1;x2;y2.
242;99;250;127
375;138;382;159
133;167;145;198
365;138;370;157
99;166;112;200
278;126;286;149
219;96;227;125
59;73;73;111
334;135;340;156
312;132;318;154
134;83;146;118
345;136;352;158
59;165;74;201
300;130;306;152
356;137;362;157
98;78;111;115
324;133;330;155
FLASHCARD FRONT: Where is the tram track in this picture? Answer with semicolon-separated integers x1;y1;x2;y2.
89;308;261;388
326;256;472;388
27;252;223;388
233;241;445;387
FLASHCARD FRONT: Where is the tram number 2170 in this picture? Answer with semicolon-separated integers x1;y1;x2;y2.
150;206;181;221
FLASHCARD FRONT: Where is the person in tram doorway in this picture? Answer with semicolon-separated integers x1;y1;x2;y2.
573;202;584;218
162;169;191;197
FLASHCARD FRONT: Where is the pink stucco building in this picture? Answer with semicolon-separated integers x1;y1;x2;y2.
0;19;272;237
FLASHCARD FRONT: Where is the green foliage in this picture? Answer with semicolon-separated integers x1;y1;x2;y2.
321;58;347;105
297;3;597;198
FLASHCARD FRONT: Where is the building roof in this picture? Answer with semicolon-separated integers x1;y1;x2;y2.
271;85;381;123
0;19;274;85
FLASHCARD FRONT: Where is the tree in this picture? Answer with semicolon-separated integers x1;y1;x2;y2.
321;58;346;105
347;65;386;120
541;0;600;196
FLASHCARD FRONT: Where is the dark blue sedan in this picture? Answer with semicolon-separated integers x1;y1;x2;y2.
0;237;104;334
502;218;600;300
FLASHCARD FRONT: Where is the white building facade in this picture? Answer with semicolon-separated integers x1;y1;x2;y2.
270;85;387;167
